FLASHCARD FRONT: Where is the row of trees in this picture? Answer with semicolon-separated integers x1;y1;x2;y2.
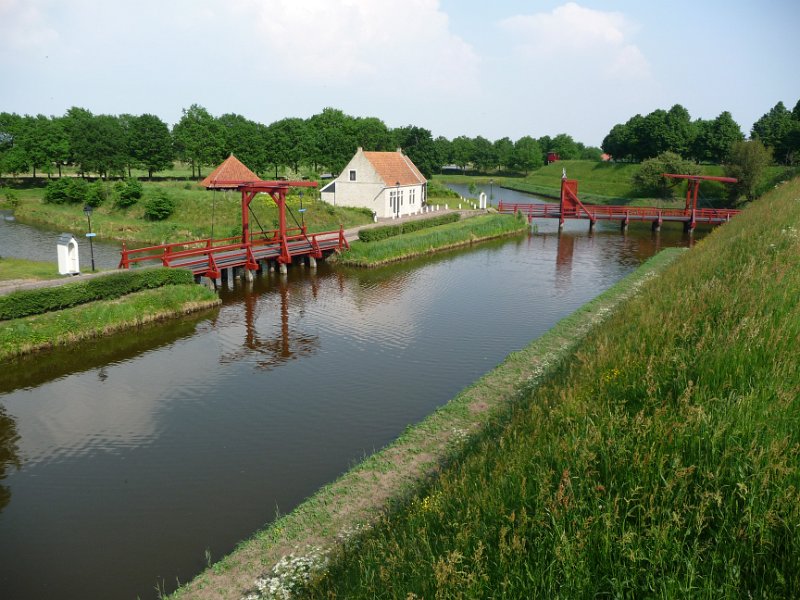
0;105;600;181
602;100;800;165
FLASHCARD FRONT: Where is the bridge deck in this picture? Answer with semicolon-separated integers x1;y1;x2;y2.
497;201;740;227
119;227;348;278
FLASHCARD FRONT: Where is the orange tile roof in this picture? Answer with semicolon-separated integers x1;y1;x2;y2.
363;151;426;186
201;154;260;189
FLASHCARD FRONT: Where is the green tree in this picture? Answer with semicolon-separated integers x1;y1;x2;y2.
450;136;475;171
664;104;695;157
172;104;225;178
691;112;743;164
267;117;309;177
308;108;358;174
471;136;496;172
393;125;439;178
354;117;392;152
512;136;543;174
493;137;514;171
751;101;794;164
433;136;452;169
129;114;174;178
548;133;581;160
631;151;700;198
724;139;772;202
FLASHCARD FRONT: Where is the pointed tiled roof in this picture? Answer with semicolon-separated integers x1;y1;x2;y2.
201;154;261;189
363;151;426;186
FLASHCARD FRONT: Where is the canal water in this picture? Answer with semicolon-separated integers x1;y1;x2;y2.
0;204;700;599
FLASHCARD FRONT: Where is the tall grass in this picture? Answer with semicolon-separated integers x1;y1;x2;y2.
307;178;800;598
337;214;528;267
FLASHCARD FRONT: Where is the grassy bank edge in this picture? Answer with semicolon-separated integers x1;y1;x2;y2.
336;213;529;268
0;284;220;361
171;246;685;600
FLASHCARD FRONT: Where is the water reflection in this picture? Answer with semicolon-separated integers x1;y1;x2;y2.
219;278;319;370
0;406;20;511
0;311;216;395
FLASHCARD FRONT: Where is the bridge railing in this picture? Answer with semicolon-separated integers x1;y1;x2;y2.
119;226;348;271
497;201;740;222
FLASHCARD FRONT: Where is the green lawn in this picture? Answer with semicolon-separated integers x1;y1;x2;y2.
0;257;63;282
3;180;373;246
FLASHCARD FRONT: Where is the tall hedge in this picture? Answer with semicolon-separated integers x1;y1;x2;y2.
358;212;460;242
0;268;194;321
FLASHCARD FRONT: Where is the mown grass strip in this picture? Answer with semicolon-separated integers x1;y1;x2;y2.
339;213;528;267
0;257;63;282
171;243;683;600
0;284;220;360
305;178;800;598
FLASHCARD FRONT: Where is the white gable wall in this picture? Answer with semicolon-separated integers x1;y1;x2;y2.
320;149;426;219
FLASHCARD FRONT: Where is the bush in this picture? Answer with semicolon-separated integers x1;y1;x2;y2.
0;268;194;321
114;179;143;208
631;152;700;199
358;212;460;242
85;180;108;208
44;178;89;205
143;190;176;221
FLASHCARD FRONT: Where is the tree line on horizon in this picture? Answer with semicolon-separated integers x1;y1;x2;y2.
0;99;797;183
0;105;599;181
602;101;800;166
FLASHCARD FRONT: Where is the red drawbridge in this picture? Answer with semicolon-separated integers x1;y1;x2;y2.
118;179;350;280
498;175;741;232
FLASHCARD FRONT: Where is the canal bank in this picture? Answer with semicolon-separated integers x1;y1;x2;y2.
173;247;686;600
0;199;702;599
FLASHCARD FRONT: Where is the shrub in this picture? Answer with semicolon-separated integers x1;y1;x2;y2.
631;152;700;199
358;213;460;242
0;268;194;321
143;190;176;221
44;178;89;204
85;180;108;208
114;178;143;208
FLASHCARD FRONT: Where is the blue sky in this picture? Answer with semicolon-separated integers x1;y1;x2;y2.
1;0;798;146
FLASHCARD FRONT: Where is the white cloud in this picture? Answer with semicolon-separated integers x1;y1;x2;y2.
499;2;651;81
229;0;479;90
0;0;59;57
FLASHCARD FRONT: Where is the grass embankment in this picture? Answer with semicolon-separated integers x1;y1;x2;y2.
0;284;219;360
1;180;373;245
0;257;63;282
436;161;796;206
302;178;800;598
172;242;684;600
337;213;528;267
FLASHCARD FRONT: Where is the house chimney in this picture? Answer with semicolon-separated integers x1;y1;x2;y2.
357;147;363;152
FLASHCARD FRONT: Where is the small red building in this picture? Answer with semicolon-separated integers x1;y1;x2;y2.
546;152;560;164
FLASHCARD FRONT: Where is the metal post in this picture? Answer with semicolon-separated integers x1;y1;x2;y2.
83;204;96;272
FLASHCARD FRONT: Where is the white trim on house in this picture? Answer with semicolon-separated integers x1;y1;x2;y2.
320;147;427;219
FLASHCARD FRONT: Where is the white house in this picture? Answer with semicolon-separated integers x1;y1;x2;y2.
320;148;427;219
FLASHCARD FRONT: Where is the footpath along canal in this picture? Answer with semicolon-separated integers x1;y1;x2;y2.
0;207;704;599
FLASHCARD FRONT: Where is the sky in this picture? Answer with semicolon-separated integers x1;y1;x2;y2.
1;0;798;147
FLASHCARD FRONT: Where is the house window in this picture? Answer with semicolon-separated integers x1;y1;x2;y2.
409;189;416;204
349;170;356;181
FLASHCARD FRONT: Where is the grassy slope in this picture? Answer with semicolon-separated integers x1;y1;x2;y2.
306;177;800;597
0;284;220;360
435;161;796;206
2;181;373;245
336;213;528;267
172;243;685;600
